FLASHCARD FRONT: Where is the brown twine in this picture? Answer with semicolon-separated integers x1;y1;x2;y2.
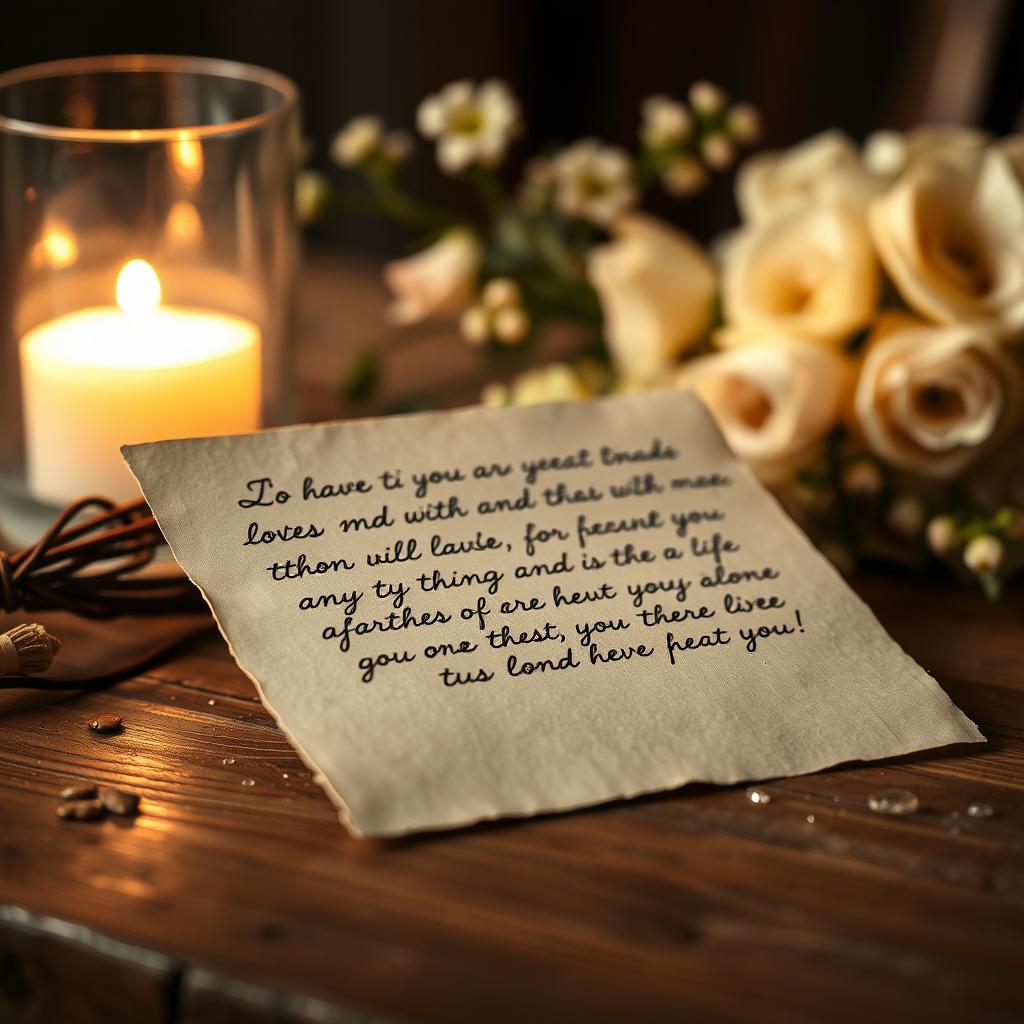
0;496;204;619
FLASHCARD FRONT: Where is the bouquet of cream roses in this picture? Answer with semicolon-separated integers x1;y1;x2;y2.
302;80;1024;596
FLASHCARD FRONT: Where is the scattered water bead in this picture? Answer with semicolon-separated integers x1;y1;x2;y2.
967;802;995;819
867;787;919;816
282;773;289;779
241;778;256;787
806;814;816;824
746;787;772;805
208;699;217;706
88;714;122;734
221;757;236;766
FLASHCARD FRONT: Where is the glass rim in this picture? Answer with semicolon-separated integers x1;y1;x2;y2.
0;54;299;142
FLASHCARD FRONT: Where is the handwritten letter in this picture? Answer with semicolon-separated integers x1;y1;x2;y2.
124;391;982;836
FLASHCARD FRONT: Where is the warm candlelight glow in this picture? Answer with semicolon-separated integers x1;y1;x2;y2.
19;256;261;504
116;258;162;313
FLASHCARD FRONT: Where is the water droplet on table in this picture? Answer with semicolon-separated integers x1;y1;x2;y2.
806;814;816;824
282;773;289;779
241;778;255;787
221;757;235;766
867;787;919;816
967;802;994;819
746;787;771;805
208;699;217;706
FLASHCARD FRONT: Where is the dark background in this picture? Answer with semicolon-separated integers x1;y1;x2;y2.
4;0;1022;252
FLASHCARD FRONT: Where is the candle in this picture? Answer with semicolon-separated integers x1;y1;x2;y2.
20;259;261;506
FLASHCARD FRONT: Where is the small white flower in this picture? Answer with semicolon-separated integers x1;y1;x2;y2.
926;516;958;554
482;277;521;311
330;116;384;166
552;139;636;225
690;80;727;115
504;363;591;405
841;458;883;496
641;95;692;148
887;495;926;537
727;104;761;144
416;79;520;173
460;305;491;344
661;155;708;196
964;534;1004;574
493;305;530;345
701;133;735;170
295;170;330;224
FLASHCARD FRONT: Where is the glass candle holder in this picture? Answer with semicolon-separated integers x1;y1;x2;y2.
0;55;299;543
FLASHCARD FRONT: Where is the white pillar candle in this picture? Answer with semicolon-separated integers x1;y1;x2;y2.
20;259;261;506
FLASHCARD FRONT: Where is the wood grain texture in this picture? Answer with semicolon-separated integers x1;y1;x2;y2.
1;256;1023;1022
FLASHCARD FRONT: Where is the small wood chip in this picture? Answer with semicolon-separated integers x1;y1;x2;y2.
56;800;104;821
88;714;122;734
60;783;98;801
98;787;140;817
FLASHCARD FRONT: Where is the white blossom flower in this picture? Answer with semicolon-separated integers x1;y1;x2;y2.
887;495;926;537
701;133;735;170
384;229;481;324
841;458;884;496
640;95;692;148
493;305;530;345
551;139;636;225
330;116;384;166
661;155;707;196
690;80;726;115
726;104;761;144
482;277;521;310
964;534;1004;574
295;170;330;224
460;305;490;344
926;516;957;554
416;79;520;173
863;126;989;178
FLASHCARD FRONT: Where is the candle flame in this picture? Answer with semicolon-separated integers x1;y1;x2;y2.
116;259;161;314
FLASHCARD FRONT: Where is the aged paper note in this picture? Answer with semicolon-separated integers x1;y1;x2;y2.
123;391;982;837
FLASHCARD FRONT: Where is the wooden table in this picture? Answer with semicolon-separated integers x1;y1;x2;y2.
2;256;1024;1023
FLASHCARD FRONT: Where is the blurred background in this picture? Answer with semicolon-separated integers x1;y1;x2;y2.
4;0;1022;255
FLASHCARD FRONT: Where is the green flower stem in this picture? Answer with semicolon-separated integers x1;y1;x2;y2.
365;171;459;232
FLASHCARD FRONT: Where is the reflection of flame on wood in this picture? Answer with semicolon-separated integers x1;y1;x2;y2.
165;200;203;248
170;134;204;186
31;221;79;270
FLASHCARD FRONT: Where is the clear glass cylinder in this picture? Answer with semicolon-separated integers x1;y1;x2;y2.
0;55;299;543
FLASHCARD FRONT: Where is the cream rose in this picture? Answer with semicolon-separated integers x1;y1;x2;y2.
853;317;1023;479
721;200;878;346
384;229;481;324
588;214;716;380
736;130;885;222
676;338;850;481
869;149;1024;339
